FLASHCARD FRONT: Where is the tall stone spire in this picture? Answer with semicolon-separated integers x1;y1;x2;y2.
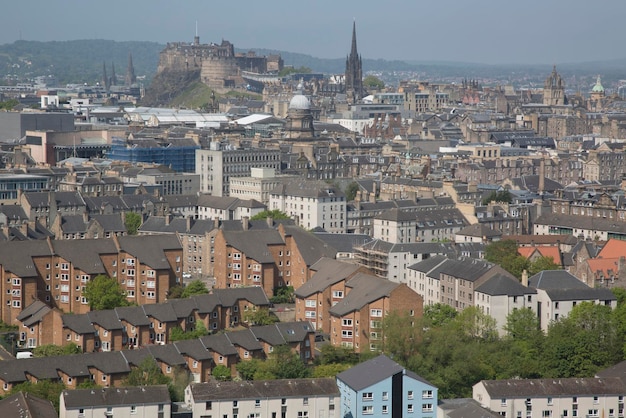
125;52;136;87
102;61;110;91
345;20;363;104
110;62;117;87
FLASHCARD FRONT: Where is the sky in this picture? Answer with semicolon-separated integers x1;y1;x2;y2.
2;0;626;65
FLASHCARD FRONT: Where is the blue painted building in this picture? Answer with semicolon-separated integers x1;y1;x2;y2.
106;138;199;173
337;354;437;418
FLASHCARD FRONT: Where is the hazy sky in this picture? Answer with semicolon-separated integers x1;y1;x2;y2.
3;0;626;65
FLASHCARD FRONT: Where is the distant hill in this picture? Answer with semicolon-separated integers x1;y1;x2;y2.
0;40;162;85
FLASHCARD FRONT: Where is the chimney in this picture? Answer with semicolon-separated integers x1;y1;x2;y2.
521;269;528;287
538;158;545;194
266;216;274;228
165;214;171;226
214;217;220;229
242;216;249;231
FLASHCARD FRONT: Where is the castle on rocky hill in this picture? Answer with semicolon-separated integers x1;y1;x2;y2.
156;35;283;91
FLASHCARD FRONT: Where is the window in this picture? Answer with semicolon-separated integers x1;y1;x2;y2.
130;405;137;414
383;405;388;414
423;390;433;399
362;392;373;401
408;404;414;413
342;330;353;338
370;309;383;317
382;391;388;401
342;319;353;326
408;391;414;399
548;397;553;405
594;397;599;405
303;398;308;406
588;411;599;417
305;300;316;308
362;406;373;415
255;399;260;408
422;403;433;412
12;278;20;286
542;411;552;418
205;401;212;410
333;290;344;298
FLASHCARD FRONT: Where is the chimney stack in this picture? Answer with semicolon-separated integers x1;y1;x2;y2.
242;216;249;231
538;158;545;194
521;269;529;287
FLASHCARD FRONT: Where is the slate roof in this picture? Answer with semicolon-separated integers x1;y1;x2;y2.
0;392;57;418
529;270;616;301
478;377;626;397
375;207;417;222
91;213;126;232
282;225;337;265
222;229;284;263
270;179;345;199
337;354;433;391
117;234;182;269
189;378;339;401
62;385;170;408
457;223;503;238
16;300;52;328
329;273;401;317
475;274;536;297
439;398;501;418
0;240;52;277
295;258;362;298
53;239;117;274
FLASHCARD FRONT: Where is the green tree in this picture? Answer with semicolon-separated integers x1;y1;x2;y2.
253;345;310;380
528;256;561;275
124;212;142;235
33;343;81;357
316;344;360;365
344;181;360;201
169;321;209;342
84;275;130;310
250;209;291;221
312;363;351;377
124;357;171;386
485;240;530;279
270;286;295;304
0;99;19;110
236;359;261;380
244;308;279;325
363;75;385;90
278;66;312;77
167;285;184;299
212;364;232;381
382;311;423;365
482;190;513;205
424;303;458;327
181;280;209;298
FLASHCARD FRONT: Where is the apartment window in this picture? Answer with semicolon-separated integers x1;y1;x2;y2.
303;398;308;406
147;291;155;299
594;397;599;405
342;319;353;327
362;392;373;401
342;330;353;338
383;405;389;414
12;278;20;286
370;309;383;317
423;390;433;399
130;405;137;414
205;401;212;410
423;403;433;412
362;406;373;415
408;391;414;399
588;411;599;417
333;290;344;298
255;399;261;408
408;404;414;413
542;411;552;418
382;391;388;401
305;300;316;308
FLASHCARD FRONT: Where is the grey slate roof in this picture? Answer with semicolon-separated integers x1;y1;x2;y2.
62;385;170;408
329;273;401;317
0;392;57;418
0;240;52;277
222;229;284;263
337;354;433;391
478;377;626;397
475;274;536;296
60;215;88;233
440;399;501;418
189;378;338;401
313;232;372;253
118;234;182;269
53;239;118;274
282;225;337;265
16;300;51;328
91;213;126;232
295;258;362;298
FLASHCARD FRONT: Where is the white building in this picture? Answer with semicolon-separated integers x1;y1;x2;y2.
195;145;281;196
60;386;171;418
229;167;298;205
473;377;626;418
529;270;617;332
185;379;340;418
270;179;346;233
197;195;266;221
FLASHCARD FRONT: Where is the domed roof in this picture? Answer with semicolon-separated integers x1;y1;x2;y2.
592;75;604;93
289;94;311;110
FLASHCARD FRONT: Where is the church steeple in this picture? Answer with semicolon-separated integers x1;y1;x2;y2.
102;61;110;91
125;52;136;87
345;20;363;104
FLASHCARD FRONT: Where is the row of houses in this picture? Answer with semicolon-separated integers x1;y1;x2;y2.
15;287;269;352
0;235;182;325
0;321;315;395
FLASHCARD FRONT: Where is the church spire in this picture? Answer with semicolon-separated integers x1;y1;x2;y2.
102;61;109;91
125;52;136;87
351;20;358;57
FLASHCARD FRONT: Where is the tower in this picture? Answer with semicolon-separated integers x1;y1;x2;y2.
543;66;565;106
345;21;363;104
102;61;109;91
110;62;117;87
125;52;136;87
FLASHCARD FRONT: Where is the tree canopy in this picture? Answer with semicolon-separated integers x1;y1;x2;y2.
84;274;130;310
344;181;360;201
124;212;142;235
363;75;385;90
250;209;291;221
33;343;81;357
482;190;512;205
278;66;312;77
181;280;209;298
